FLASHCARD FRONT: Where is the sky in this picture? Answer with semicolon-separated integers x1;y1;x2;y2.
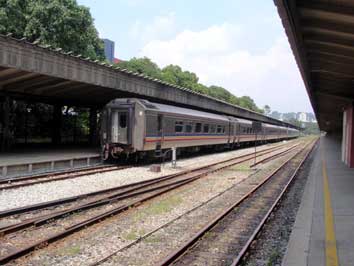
78;0;313;113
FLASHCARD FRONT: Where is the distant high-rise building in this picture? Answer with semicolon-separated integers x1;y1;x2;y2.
298;112;308;122
102;38;115;63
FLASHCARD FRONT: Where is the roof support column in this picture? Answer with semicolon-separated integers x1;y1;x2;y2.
52;105;62;145
342;103;354;168
89;108;98;146
0;96;11;151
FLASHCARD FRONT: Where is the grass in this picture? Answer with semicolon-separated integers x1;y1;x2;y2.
144;234;161;243
203;231;216;238
124;228;146;240
124;228;161;243
133;195;183;223
230;163;252;172
266;248;281;266
56;245;81;256
144;195;183;215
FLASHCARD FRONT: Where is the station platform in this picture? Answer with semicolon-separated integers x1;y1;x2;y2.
283;136;354;266
0;147;102;179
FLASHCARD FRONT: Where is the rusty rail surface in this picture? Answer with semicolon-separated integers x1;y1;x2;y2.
0;141;300;265
158;138;317;266
0;142;293;219
0;164;125;190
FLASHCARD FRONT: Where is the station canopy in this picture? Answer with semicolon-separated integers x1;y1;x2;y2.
275;0;354;132
0;34;297;128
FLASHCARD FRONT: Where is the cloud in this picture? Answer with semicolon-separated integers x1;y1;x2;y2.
130;12;176;44
139;23;312;112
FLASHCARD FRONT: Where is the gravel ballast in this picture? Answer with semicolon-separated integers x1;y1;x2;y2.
241;142;318;266
13;142;302;266
0;141;293;211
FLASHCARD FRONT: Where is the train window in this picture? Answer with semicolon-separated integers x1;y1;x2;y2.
119;112;127;128
185;123;193;133
210;124;216;133
195;123;202;133
222;126;225;133
175;121;184;133
217;125;223;133
203;124;209;133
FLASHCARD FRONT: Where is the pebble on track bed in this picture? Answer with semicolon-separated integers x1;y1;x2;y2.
11;141;304;266
241;141;318;266
0;141;295;212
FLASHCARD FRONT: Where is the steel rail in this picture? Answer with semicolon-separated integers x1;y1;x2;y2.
230;138;318;265
0;142;297;235
157;139;316;266
0;142;299;264
250;143;300;167
0;142;291;190
0;172;219;264
0;142;292;219
0;165;126;190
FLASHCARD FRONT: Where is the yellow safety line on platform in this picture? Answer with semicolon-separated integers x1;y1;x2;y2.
322;150;339;266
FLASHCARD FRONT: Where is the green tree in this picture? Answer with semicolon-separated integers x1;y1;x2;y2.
119;57;162;79
263;105;271;116
285;117;302;128
116;57;264;113
303;122;320;135
0;0;105;148
0;0;104;60
207;85;234;103
238;96;263;113
161;65;199;88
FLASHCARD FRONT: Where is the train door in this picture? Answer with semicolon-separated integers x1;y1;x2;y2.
111;109;129;144
232;122;237;144
237;124;241;144
156;114;164;153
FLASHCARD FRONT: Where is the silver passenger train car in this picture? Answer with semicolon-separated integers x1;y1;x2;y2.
101;98;299;159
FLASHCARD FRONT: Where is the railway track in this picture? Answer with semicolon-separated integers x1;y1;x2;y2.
0;140;302;265
0;142;293;191
0;141;295;219
0;164;127;190
157;138;317;266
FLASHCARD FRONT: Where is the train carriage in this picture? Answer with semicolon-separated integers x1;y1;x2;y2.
101;98;299;159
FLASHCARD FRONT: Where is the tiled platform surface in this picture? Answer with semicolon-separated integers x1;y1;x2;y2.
0;147;101;178
282;135;354;266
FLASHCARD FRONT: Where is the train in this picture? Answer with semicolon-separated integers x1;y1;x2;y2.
101;98;299;160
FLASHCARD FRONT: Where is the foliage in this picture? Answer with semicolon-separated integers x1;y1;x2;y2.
302;122;320;135
269;110;282;120
117;58;264;113
0;0;104;60
0;0;104;148
284;117;302;128
263;105;271;115
118;57;162;79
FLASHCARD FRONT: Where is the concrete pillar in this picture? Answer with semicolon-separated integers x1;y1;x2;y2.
89;108;98;145
342;110;347;163
342;103;354;168
52;105;62;145
1;96;11;151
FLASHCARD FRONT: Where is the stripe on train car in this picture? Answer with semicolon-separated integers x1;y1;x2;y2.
144;134;285;143
145;136;229;143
